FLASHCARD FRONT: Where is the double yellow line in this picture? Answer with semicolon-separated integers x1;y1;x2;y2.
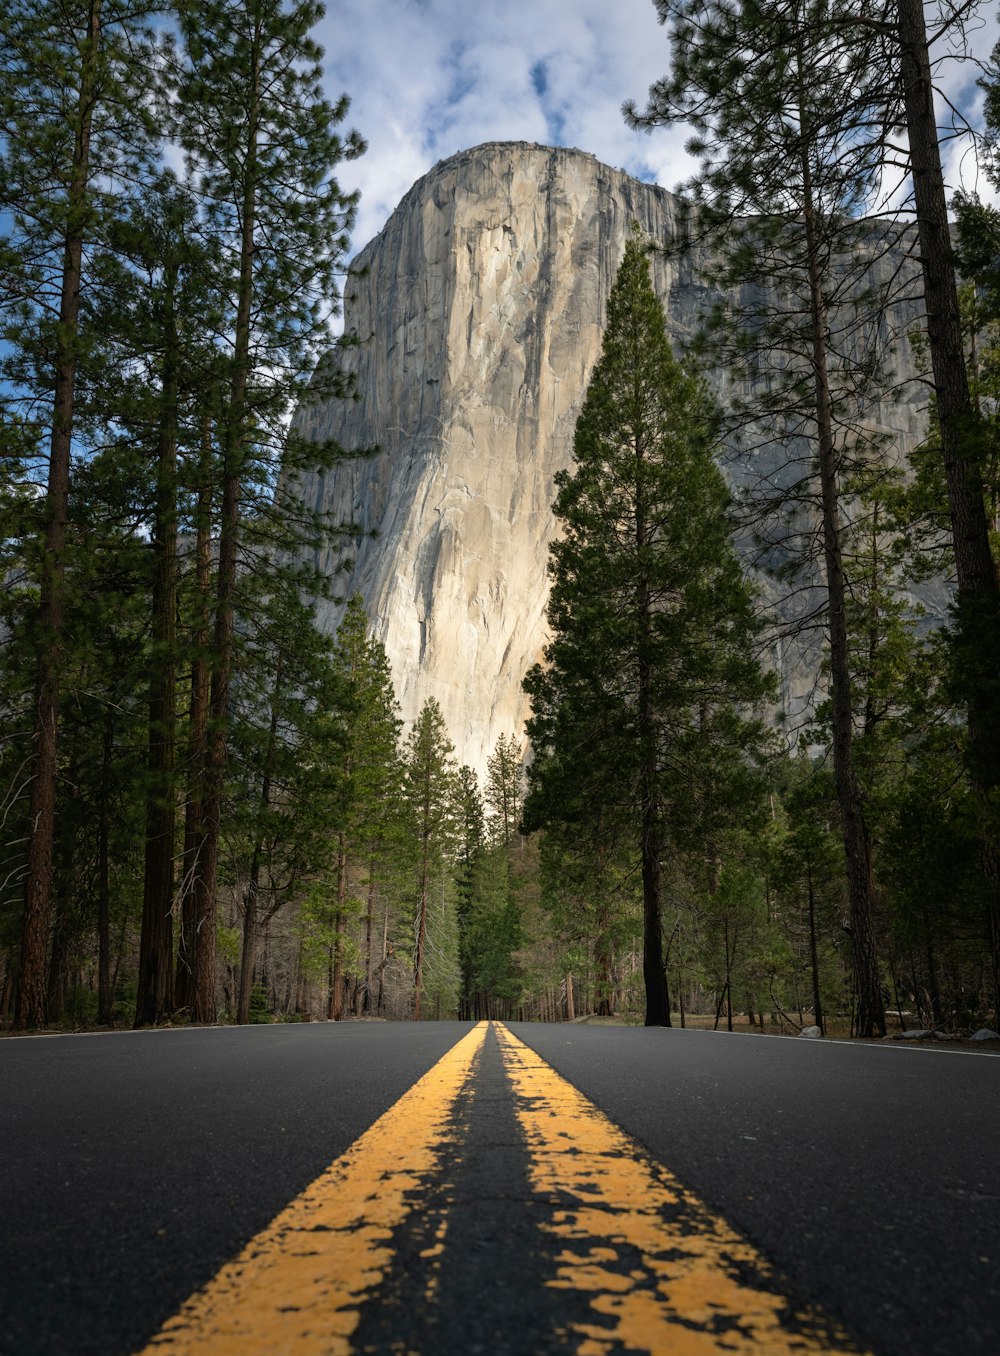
139;1021;865;1355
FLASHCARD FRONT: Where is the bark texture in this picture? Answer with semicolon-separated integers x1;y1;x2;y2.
16;0;102;1029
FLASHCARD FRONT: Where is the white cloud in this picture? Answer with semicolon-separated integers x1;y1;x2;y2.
318;0;697;254
317;0;1000;259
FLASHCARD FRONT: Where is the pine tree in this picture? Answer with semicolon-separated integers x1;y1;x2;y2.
524;234;771;1026
92;176;220;1027
630;0;1000;1036
485;736;522;850
0;0;161;1028
402;700;460;1020
321;597;402;1020
228;576;349;1025
481;734;524;1016
628;1;897;1035
893;3;1000;811
953;155;1000;1020
168;0;364;1021
77;172;231;1027
455;766;488;1019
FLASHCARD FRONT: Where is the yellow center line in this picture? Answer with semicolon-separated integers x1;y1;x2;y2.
495;1022;868;1356
137;1021;488;1356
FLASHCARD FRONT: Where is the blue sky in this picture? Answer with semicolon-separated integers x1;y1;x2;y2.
318;0;700;252
319;0;1000;259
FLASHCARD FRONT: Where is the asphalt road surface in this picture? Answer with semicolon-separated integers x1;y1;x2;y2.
2;1020;997;1355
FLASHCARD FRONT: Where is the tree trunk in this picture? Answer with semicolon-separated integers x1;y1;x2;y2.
46;914;69;1024
594;898;614;1017
15;0;101;1030
889;955;907;1032
192;21;261;1025
331;835;347;1021
377;909;388;1016
135;257;180;1028
236;660;280;1026
565;970;575;1022
635;431;670;1027
896;0;1000;1016
798;83;884;1038
176;417;214;1013
807;866;824;1033
922;905;942;1028
413;788;431;1021
97;707;114;1025
236;893;257;1026
362;858;376;1014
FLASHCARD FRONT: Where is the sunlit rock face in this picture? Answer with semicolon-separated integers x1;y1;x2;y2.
293;141;937;778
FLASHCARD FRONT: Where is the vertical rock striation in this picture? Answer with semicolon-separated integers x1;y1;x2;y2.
294;141;933;777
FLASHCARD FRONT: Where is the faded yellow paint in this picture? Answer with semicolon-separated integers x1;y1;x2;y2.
136;1022;488;1356
421;1212;450;1302
495;1022;868;1356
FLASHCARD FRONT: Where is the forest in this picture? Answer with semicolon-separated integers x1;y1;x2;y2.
1;0;999;1039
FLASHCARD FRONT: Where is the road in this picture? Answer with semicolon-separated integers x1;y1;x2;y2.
1;1020;996;1355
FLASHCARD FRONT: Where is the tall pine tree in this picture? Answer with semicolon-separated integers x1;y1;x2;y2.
628;0;898;1035
168;0;364;1020
0;0;161;1028
524;234;771;1026
322;597;402;1020
402;699;459;1020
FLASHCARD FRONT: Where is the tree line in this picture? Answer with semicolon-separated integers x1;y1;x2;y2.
2;0;999;1035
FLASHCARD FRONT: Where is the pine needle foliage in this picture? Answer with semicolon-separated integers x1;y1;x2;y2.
525;234;772;1026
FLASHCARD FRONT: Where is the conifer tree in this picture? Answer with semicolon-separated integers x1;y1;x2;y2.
893;3;1000;834
455;766;488;1019
402;700;459;1020
524;235;771;1026
482;734;524;1016
229;576;348;1026
91;176;221;1027
323;597;402;1020
486;736;522;850
628;1;895;1035
629;0;999;1036
80;173;231;1027
168;0;364;1021
176;409;222;1014
0;0;161;1028
952;93;1000;1020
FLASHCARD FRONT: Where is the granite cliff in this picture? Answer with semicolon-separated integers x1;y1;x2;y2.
293;141;934;777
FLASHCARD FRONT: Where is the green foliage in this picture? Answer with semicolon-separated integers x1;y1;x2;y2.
0;0;163;404
401;699;462;1017
327;597;404;861
526;236;770;810
216;925;241;966
525;233;772;1023
953;194;1000;564
168;0;367;494
0;0;374;1026
292;597;406;1017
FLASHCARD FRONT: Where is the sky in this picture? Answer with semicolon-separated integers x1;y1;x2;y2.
318;0;698;255
318;0;1000;261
